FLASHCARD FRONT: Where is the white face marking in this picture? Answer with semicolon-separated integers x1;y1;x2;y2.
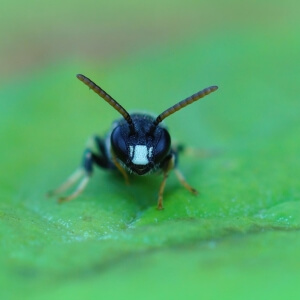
129;146;134;158
132;145;149;165
148;147;153;158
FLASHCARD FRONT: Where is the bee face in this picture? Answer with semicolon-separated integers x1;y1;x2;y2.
110;115;171;175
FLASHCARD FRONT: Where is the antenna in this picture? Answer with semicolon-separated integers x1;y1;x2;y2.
153;85;218;127
76;74;134;128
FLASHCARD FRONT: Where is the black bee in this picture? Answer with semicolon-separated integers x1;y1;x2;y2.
48;74;218;209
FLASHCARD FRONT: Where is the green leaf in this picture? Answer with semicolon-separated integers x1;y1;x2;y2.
1;17;300;300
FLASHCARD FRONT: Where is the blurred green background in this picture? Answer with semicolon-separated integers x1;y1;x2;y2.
1;0;300;299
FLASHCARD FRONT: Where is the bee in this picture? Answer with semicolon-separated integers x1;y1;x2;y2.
48;74;218;209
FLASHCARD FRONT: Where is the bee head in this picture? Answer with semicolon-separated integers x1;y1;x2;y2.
110;115;171;175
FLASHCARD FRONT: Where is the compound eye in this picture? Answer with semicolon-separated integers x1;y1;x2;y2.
111;126;128;163
154;128;171;163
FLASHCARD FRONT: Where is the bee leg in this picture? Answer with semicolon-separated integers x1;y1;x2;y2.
46;168;85;198
157;173;168;210
170;146;198;195
157;154;175;210
48;136;112;203
111;152;130;185
174;143;219;159
57;149;94;203
174;168;198;195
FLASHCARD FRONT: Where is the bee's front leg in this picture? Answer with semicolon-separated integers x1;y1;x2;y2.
47;136;112;203
157;153;175;210
157;149;198;210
